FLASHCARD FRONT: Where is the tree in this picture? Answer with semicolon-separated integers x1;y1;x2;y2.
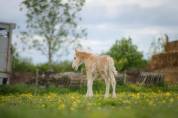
148;34;169;58
107;37;147;71
20;0;86;65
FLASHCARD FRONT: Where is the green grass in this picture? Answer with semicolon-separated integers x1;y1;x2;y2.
0;83;178;118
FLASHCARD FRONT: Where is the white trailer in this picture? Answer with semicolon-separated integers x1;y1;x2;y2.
0;22;16;85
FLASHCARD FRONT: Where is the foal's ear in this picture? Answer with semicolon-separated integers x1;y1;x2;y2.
75;48;79;53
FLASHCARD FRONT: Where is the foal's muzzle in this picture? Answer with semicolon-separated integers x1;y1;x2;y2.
72;63;78;70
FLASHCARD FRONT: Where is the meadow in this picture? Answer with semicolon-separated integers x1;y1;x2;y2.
0;83;178;118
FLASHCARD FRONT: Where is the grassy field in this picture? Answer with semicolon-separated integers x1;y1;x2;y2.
0;83;178;118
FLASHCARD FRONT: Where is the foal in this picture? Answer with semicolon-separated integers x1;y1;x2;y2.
72;49;117;98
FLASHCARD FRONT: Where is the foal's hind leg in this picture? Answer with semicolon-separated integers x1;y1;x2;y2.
110;74;116;98
101;74;110;98
104;79;110;98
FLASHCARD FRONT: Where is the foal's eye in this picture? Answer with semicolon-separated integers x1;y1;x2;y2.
74;57;76;60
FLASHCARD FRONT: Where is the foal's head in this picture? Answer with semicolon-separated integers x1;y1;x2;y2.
72;49;91;70
72;49;83;70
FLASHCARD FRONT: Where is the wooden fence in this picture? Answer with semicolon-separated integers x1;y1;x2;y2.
137;72;164;86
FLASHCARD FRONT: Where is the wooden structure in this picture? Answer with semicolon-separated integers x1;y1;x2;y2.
149;38;178;84
115;72;127;85
137;72;164;86
26;72;86;88
0;22;16;85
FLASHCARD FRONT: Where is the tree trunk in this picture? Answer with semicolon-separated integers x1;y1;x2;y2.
48;48;52;65
47;38;52;66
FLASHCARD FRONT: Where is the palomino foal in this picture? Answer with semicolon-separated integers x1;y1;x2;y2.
72;49;117;98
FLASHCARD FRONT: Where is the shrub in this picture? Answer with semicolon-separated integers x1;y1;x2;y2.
12;57;36;73
107;37;147;71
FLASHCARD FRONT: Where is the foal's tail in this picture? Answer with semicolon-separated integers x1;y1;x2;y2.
108;57;118;76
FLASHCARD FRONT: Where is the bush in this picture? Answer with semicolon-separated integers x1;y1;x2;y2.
0;84;72;95
107;37;147;71
37;61;73;73
12;57;74;73
12;57;36;73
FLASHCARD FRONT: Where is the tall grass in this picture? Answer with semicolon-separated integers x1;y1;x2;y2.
0;82;177;95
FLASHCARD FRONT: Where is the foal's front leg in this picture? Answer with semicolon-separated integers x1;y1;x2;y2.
86;74;94;97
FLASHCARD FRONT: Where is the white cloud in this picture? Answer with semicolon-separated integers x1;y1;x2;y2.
82;21;178;58
1;0;178;63
80;38;114;53
85;0;166;16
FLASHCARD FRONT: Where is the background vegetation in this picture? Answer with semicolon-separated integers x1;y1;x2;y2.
12;37;148;73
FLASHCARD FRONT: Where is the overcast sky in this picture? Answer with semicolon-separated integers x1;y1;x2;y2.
0;0;178;63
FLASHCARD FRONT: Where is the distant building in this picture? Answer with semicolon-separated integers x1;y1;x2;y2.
0;22;16;85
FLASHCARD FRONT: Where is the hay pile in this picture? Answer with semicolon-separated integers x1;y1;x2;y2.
149;40;178;84
165;40;178;52
150;52;178;70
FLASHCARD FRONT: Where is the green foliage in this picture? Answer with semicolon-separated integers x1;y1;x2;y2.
12;57;36;73
20;0;86;64
0;84;71;95
12;44;36;73
12;46;73;73
37;61;73;73
0;84;36;95
12;45;74;73
13;59;74;73
107;37;147;71
1;83;177;95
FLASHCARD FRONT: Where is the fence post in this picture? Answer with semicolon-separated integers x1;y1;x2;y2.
35;69;39;95
35;69;39;87
123;70;127;84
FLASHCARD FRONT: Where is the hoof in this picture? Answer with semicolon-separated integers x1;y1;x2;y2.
104;94;109;98
112;94;117;98
86;94;93;98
